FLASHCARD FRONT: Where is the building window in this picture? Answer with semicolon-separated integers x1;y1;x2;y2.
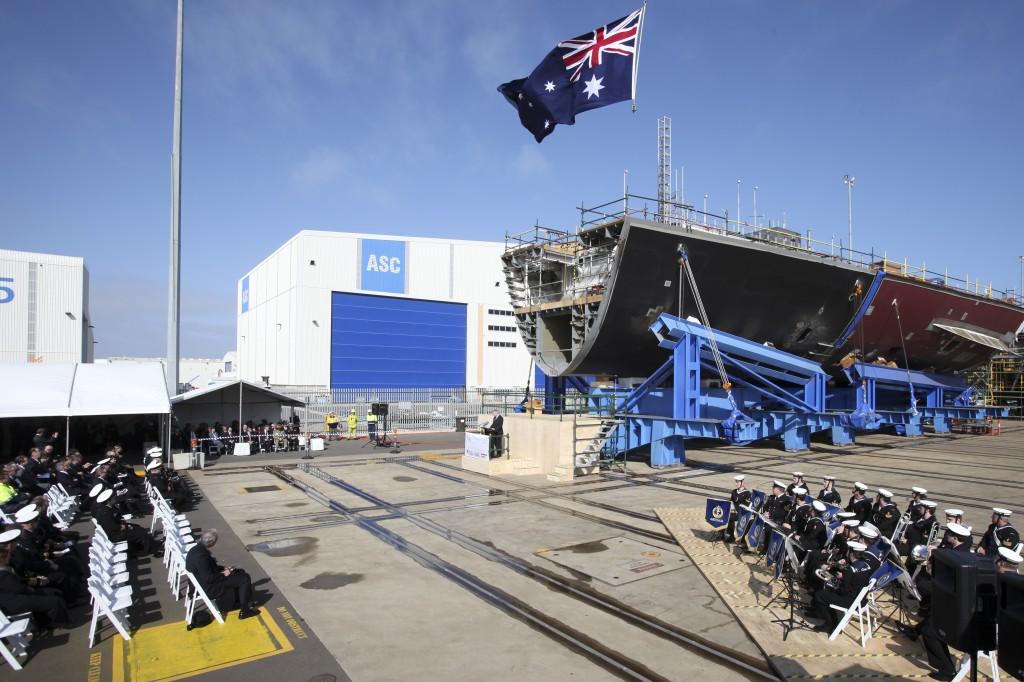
487;325;517;332
487;341;517;348
487;308;514;316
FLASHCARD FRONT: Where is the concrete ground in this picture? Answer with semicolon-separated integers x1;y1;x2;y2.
10;424;1023;680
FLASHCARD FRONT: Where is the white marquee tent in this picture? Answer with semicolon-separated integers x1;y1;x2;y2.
0;363;170;419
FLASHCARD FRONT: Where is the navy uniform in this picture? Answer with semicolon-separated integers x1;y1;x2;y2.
857;526;883;572
93;490;157;557
906;486;928;521
979;508;1019;557
817;480;841;506
899;509;937;557
784;489;812;535
811;543;874;632
725;475;751;543
872;488;900;539
785;472;805;497
938;509;971;551
845;483;872;523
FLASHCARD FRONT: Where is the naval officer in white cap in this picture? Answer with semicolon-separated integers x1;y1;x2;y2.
978;508;1019;557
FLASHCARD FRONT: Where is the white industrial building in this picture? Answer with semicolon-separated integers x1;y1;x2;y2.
0;249;93;364
237;231;533;390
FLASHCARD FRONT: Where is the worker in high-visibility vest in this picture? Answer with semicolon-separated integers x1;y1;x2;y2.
366;411;378;443
325;412;340;440
346;409;358;440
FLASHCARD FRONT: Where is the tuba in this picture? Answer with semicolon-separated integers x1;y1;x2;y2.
891;512;911;543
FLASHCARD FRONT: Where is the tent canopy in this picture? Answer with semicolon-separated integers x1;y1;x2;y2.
0;363;170;419
171;380;303;427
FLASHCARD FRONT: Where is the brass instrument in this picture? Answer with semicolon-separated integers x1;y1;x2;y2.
891;512;912;543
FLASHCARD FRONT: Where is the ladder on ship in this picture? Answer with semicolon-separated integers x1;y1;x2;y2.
572;392;626;473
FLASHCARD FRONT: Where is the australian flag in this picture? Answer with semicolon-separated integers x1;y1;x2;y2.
498;7;646;142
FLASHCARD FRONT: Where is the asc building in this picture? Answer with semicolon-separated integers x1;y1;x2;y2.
0;249;94;364
236;231;532;390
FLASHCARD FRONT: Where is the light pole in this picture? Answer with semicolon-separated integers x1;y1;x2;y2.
843;174;855;259
736;179;741;230
703;193;708;226
1019;255;1024;305
753;185;759;228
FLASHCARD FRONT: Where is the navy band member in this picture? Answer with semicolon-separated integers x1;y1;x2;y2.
808;541;874;633
785;472;805;497
997;546;1023;574
857;524;883;572
872;488;900;540
760;481;790;553
977;508;1019;557
898;499;937;557
725;475;751;543
817;475;841;506
906;486;928;521
783;486;811;535
845;482;872;524
938;509;971;551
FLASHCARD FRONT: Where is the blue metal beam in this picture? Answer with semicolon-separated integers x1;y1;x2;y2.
832;270;886;350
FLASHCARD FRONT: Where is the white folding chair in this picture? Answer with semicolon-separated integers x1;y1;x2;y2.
183;570;224;626
952;650;1000;682
86;576;133;647
0;609;32;671
828;578;877;648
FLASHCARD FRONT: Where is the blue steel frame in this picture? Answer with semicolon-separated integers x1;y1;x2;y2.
599;314;1008;467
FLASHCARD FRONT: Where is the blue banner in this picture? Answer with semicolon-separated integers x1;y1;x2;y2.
822;502;841;522
749;489;767;512
360;239;407;294
705;498;731;530
745;515;765;552
766;531;785;567
736;508;752;539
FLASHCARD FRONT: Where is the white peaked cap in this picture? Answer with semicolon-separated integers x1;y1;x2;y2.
946;523;970;537
848;541;866;552
859;525;879;539
812;500;826;512
97;489;114;503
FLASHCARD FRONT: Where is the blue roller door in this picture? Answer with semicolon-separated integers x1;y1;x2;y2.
330;292;467;388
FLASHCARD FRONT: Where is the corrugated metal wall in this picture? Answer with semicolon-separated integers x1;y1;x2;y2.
330;292;466;388
0;250;86;363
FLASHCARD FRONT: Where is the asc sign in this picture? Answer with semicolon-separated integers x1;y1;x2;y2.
360;239;406;294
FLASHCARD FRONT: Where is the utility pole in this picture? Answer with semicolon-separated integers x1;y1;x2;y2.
753;185;759;228
166;0;184;397
703;193;708;226
843;174;855;260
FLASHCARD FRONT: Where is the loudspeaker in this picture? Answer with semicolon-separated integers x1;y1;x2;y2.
371;402;389;417
931;549;998;652
998;572;1024;680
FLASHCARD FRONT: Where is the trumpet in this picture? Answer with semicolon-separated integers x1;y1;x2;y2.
892;512;912;543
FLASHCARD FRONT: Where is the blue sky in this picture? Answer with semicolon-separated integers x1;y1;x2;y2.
2;0;1022;358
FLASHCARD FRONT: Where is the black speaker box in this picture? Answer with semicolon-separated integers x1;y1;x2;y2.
931;548;998;652
998;572;1024;681
371;402;389;417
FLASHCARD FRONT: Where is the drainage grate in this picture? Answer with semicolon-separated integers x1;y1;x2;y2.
244;485;283;493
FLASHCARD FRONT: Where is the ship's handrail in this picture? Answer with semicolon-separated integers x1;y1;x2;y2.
573;193;1022;308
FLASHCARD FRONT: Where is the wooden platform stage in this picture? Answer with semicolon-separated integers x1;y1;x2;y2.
655;507;1000;681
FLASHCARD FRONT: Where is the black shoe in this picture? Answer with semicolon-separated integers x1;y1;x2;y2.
239;607;260;620
928;672;955;681
812;623;830;633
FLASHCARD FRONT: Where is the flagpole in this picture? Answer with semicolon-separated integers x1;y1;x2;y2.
631;3;647;112
167;0;183;397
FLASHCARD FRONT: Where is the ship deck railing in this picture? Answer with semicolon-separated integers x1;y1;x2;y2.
571;192;1022;308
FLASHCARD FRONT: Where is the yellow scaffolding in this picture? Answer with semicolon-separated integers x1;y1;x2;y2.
988;349;1024;417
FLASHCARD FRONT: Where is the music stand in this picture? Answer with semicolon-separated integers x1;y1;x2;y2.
765;535;814;641
300;433;314;460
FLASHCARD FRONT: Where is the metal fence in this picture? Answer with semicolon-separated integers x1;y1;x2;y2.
268;386;578;436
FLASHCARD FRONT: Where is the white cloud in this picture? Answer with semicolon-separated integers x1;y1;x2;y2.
290;147;345;189
511;144;549;176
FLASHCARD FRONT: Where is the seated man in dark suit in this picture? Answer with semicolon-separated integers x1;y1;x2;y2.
93;488;159;557
185;529;259;619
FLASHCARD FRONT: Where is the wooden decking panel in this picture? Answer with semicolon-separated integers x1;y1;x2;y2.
653;507;991;680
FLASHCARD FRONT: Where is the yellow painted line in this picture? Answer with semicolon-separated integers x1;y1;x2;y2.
113;608;293;682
